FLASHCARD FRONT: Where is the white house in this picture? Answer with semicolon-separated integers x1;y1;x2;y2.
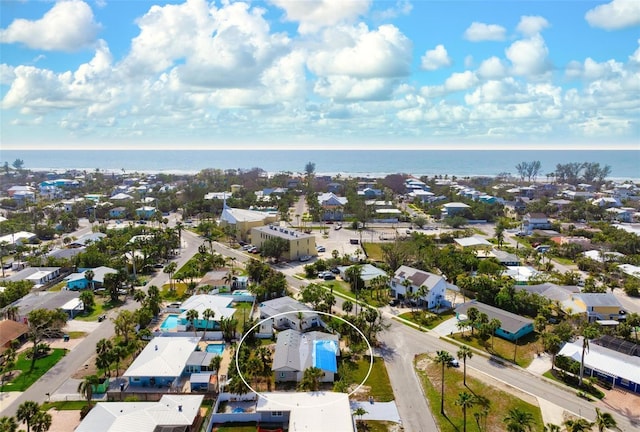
523;213;550;232
272;330;339;383
337;263;388;288
259;296;321;331
441;202;470;217
389;265;447;309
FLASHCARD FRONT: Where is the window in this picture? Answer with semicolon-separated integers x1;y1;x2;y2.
279;372;285;378
272;411;283;417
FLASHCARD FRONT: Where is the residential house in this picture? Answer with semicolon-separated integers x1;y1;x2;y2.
10;290;80;322
338;263;388;289
0;320;28;354
204;192;232;200
454;236;492;250
259;296;321;332
7;185;35;198
558;338;640;394
123;336;200;389
441;202;470;218
582;250;625;263
272;329;339;383
618;264;640;279
591;197;621;208
561;293;624;322
75;394;205;432
357;188;383;198
0;231;37;247
513;283;579;303
108;207;127;219
455;301;534;342
110;193;134;201
317;192;348;221
68;232;107;248
389;265;448;309
409;189;436;203
219;205;277;242
135;206;157;220
3;267;61;288
489;250;520;266
251;225;316;261
503;266;539;285
65;266;118;290
523;213;551;232
176;294;237;331
327;182;343;194
607;207;634;222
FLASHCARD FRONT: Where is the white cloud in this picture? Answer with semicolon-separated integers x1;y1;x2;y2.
477;56;506;80
314;76;395;101
631;39;640;63
0;0;101;52
270;0;370;34
516;16;549;36
464;22;506;41
307;24;411;78
505;34;550;76
0;64;15;85
373;0;413;20
444;71;478;92
585;0;640;30
464;55;474;68
420;44;452;71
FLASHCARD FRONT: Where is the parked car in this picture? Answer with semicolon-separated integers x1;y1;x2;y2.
389;298;400;306
330;268;340;274
449;358;460;367
334;224;342;230
299;255;312;262
323;274;336;280
316;246;326;252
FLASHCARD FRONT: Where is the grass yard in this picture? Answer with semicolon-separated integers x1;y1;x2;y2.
320;280;389;308
160;282;188;300
361;420;398;432
4;348;67;391
449;331;538;368
351;357;394;402
415;353;544;432
42;401;88;411
67;331;87;339
399;310;455;330
361;242;384;261
75;298;123;321
48;281;67;292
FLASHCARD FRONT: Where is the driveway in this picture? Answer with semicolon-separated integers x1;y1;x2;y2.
350;400;401;423
430;316;460;337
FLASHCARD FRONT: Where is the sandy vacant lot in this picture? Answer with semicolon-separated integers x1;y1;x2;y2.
47;409;81;432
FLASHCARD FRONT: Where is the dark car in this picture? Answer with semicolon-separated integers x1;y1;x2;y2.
323;274;336;280
330;268;340;274
389;298;400;306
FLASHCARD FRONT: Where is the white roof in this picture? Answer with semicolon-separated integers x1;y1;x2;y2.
558;339;640;384
110;193;133;200
317;192;348;206
65;266;118;284
454;236;492;248
257;392;354;432
503;266;538;282
0;231;37;245
178;294;236;321
75;394;204;432
619;264;640;279
221;206;271;223
442;202;470;208
338;264;387;282
582;250;624;261
61;298;84;311
123;337;199;378
204;192;232;200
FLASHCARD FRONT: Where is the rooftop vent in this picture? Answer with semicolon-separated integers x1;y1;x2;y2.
178;405;182;412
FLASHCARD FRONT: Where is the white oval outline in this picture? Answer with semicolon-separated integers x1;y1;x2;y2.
233;309;374;409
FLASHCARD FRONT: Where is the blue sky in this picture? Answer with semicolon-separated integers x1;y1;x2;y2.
1;0;639;150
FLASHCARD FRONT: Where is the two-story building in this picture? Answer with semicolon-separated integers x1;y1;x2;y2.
389;265;448;309
272;330;339;383
251;225;316;261
317;192;348;221
522;212;551;232
259;296;321;332
561;293;624;322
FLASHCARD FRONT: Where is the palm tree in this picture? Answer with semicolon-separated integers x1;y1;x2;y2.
84;269;95;291
435;350;454;414
543;423;561;432
111;345;125;378
457;346;473;386
467;307;479;336
0;416;18;432
163;262;177;291
297;367;324;391
16;400;40;432
455;391;475;432
580;325;600;387
563;418;595;432
209;355;222;393
488;318;501;350
202;308;215;340
186;309;199;336
342;300;353;315
594;408;617;432
133;289;146;303
503;407;534;432
77;375;100;407
542;333;562;371
31;410;51;432
353;407;367;425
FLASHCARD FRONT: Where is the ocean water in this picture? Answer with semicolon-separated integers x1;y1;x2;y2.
0;150;638;180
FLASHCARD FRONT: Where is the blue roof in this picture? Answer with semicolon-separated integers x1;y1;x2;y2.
313;340;338;373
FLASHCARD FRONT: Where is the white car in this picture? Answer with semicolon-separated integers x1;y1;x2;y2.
299;255;312;262
316;246;326;252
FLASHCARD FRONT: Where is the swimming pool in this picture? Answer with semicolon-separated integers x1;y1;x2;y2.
160;314;179;331
205;343;225;355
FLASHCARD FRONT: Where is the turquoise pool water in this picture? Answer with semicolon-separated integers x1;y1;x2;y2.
160;314;179;331
205;343;225;354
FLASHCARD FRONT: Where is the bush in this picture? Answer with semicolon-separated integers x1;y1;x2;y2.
80;404;93;419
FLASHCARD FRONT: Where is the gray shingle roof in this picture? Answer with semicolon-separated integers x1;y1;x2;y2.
455;301;533;334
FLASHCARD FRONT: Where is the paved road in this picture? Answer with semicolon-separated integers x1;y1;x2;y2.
0;225;203;417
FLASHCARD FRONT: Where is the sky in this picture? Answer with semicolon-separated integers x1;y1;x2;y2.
1;0;639;150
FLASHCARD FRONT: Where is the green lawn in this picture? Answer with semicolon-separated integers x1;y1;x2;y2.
362;420;398;431
48;281;67;292
42;401;88;411
67;331;87;339
398;310;455;330
361;242;384;261
415;353;544;432
320;280;389;308
75;298;123;321
449;331;538;368
351;357;394;402
213;423;257;432
4;348;67;391
160;283;188;300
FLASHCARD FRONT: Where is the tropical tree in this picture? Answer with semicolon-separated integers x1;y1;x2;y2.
455;391;476;432
503;407;535;432
543;423;561;432
79;290;95;311
457;346;473;386
488;318;501;350
0;416;18;432
77;374;100;407
112;310;136;344
353;407;367;426
297;367;323;391
594;407;617;432
201;308;215;340
111;345;126;378
435;350;454;414
16;400;40;432
563;418;595;432
579;324;600;387
30;410;51;432
342;300;353;315
209;355;222;393
84;269;95;291
186;309;199;336
133;289;146;304
466;307;479;336
542;333;562;371
163;262;177;291
26;308;67;371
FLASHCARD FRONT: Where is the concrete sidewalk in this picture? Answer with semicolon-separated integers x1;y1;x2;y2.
350;400;401;423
